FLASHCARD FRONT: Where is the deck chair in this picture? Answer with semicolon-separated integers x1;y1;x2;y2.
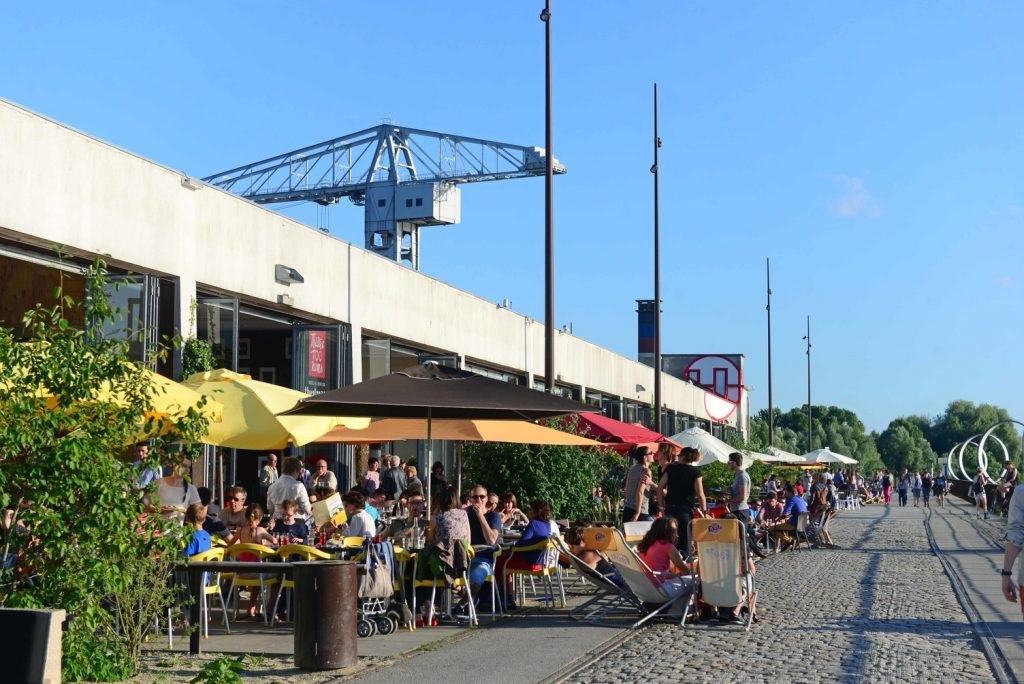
622;520;653;545
553;534;643;623
588;527;696;629
684;517;756;631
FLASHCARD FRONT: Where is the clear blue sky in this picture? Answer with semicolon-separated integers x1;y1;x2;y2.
3;2;1022;433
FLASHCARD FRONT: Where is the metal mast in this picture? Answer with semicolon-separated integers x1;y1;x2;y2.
766;258;774;446
652;83;662;433
804;315;812;452
541;0;555;393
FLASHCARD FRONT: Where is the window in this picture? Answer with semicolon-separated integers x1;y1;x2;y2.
377;199;386;207
405;199;413;207
415;197;424;207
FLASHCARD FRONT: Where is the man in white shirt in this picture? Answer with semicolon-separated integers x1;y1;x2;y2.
267;456;311;520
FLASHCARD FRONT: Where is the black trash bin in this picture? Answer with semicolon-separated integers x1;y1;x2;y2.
293;560;358;670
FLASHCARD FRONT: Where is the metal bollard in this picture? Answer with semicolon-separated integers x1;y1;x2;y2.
293;560;358;670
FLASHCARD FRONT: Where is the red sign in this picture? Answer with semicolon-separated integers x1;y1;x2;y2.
307;331;327;379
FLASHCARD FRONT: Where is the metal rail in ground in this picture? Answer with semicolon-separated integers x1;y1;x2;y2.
923;508;1016;684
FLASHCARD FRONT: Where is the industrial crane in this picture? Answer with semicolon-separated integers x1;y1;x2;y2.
203;124;565;269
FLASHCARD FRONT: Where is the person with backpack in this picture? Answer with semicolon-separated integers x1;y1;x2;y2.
971;468;990;520
881;469;893;506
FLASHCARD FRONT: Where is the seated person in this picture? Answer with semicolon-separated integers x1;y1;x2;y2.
464;485;502;605
637;517;689;577
350;486;381;522
563;526;623;586
220;486;249;530
499;493;530;527
771;485;809;545
757;492;785;525
382;489;427;542
269;499;309;545
197;486;230;539
495;499;554;609
183;503;212;557
340;491;376;538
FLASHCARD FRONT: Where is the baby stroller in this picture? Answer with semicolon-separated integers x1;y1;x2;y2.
356;539;402;637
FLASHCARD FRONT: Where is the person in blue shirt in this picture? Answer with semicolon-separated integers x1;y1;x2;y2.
463;484;502;610
769;485;808;548
183;503;212;557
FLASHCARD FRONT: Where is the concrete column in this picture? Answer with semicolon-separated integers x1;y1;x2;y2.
173;275;197;380
349;324;363;384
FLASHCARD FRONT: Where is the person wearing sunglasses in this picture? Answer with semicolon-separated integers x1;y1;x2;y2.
462;485;502;613
221;486;249;529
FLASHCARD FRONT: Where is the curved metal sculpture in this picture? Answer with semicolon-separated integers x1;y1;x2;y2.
955;433;1009;481
977;419;1024;478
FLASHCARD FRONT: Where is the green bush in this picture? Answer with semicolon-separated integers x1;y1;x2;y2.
0;259;210;680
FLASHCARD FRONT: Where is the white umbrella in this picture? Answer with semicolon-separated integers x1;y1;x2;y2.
749;449;790;464
669;427;754;468
765;446;805;464
801;446;857;465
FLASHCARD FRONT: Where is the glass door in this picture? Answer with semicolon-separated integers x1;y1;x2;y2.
196;297;238;371
97;274;160;366
293;324;351;487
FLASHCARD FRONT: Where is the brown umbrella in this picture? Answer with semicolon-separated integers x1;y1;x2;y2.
285;362;598;509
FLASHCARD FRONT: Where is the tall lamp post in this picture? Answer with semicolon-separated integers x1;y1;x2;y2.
652;83;662;433
541;1;555;393
804;315;812;452
766;258;773;446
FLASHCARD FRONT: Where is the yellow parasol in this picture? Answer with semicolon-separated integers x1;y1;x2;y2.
315;417;604;446
183;369;369;449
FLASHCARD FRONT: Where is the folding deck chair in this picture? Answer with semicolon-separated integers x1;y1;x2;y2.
585;527;696;629
552;534;643;623
683;517;757;631
622;520;653;545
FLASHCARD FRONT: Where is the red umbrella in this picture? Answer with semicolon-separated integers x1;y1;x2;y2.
572;413;681;455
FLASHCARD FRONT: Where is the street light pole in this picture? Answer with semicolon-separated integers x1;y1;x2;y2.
804;315;812;452
766;258;773;446
652;83;662;433
541;0;555;393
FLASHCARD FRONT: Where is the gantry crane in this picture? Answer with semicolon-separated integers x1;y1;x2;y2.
203;124;565;269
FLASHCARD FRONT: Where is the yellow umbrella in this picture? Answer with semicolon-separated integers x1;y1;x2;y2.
315;417;604;446
183;369;369;449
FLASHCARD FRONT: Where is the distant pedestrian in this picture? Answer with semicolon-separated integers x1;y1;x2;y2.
971;468;989;520
881;469;893;506
380;455;408;501
921;472;932;509
259;453;279;501
934;472;947;507
897;469;911;507
912;471;922;507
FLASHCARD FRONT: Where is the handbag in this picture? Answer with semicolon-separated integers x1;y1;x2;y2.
358;542;393;598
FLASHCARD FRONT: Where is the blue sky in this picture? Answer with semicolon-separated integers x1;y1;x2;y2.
3;2;1022;433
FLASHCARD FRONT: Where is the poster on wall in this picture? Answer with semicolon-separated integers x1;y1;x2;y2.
292;325;342;395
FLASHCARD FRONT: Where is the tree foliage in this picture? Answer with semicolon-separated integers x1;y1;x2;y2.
0;260;209;680
461;417;622;520
927;400;1021;471
876;418;936;473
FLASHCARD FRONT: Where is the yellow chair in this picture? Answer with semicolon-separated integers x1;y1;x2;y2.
503;538;565;609
271;544;333;622
471;545;504;621
412;543;477;627
189;547;230;637
211;535;228;548
224;543;280;625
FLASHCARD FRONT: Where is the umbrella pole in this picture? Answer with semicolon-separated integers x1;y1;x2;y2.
426;407;433;514
456;442;462;496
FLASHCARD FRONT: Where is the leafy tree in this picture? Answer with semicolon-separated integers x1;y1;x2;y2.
461;417;622;520
0;259;209;680
928;400;1021;472
876;418;936;473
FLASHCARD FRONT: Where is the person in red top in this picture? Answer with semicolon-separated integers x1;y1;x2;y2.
757;492;785;524
637;517;688;575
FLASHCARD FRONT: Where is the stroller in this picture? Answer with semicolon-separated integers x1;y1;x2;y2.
356;539;404;637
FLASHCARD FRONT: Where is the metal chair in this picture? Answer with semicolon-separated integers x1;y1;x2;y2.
224;543;280;625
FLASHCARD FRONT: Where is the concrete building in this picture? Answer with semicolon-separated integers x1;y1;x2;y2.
0;98;748;489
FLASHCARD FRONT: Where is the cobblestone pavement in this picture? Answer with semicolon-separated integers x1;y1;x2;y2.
564;505;997;684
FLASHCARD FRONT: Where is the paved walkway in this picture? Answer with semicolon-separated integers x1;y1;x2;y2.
561;501;1014;684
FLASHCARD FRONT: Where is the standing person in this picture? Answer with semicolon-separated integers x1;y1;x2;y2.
656;446;706;556
429;462;449;503
361;456;381;498
310;459;338;502
267;457;312;520
971;468;990;520
149;462;201;522
921;471;933;509
765;474;778;498
997;461;1020;516
131;443;161;489
881;469;893;506
380;455;409;501
911;471;922;507
897;468;911;507
622;446;653;523
999;485;1024;620
259;453;279;501
405;464;423;492
724;452;758;556
934;471;947;507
